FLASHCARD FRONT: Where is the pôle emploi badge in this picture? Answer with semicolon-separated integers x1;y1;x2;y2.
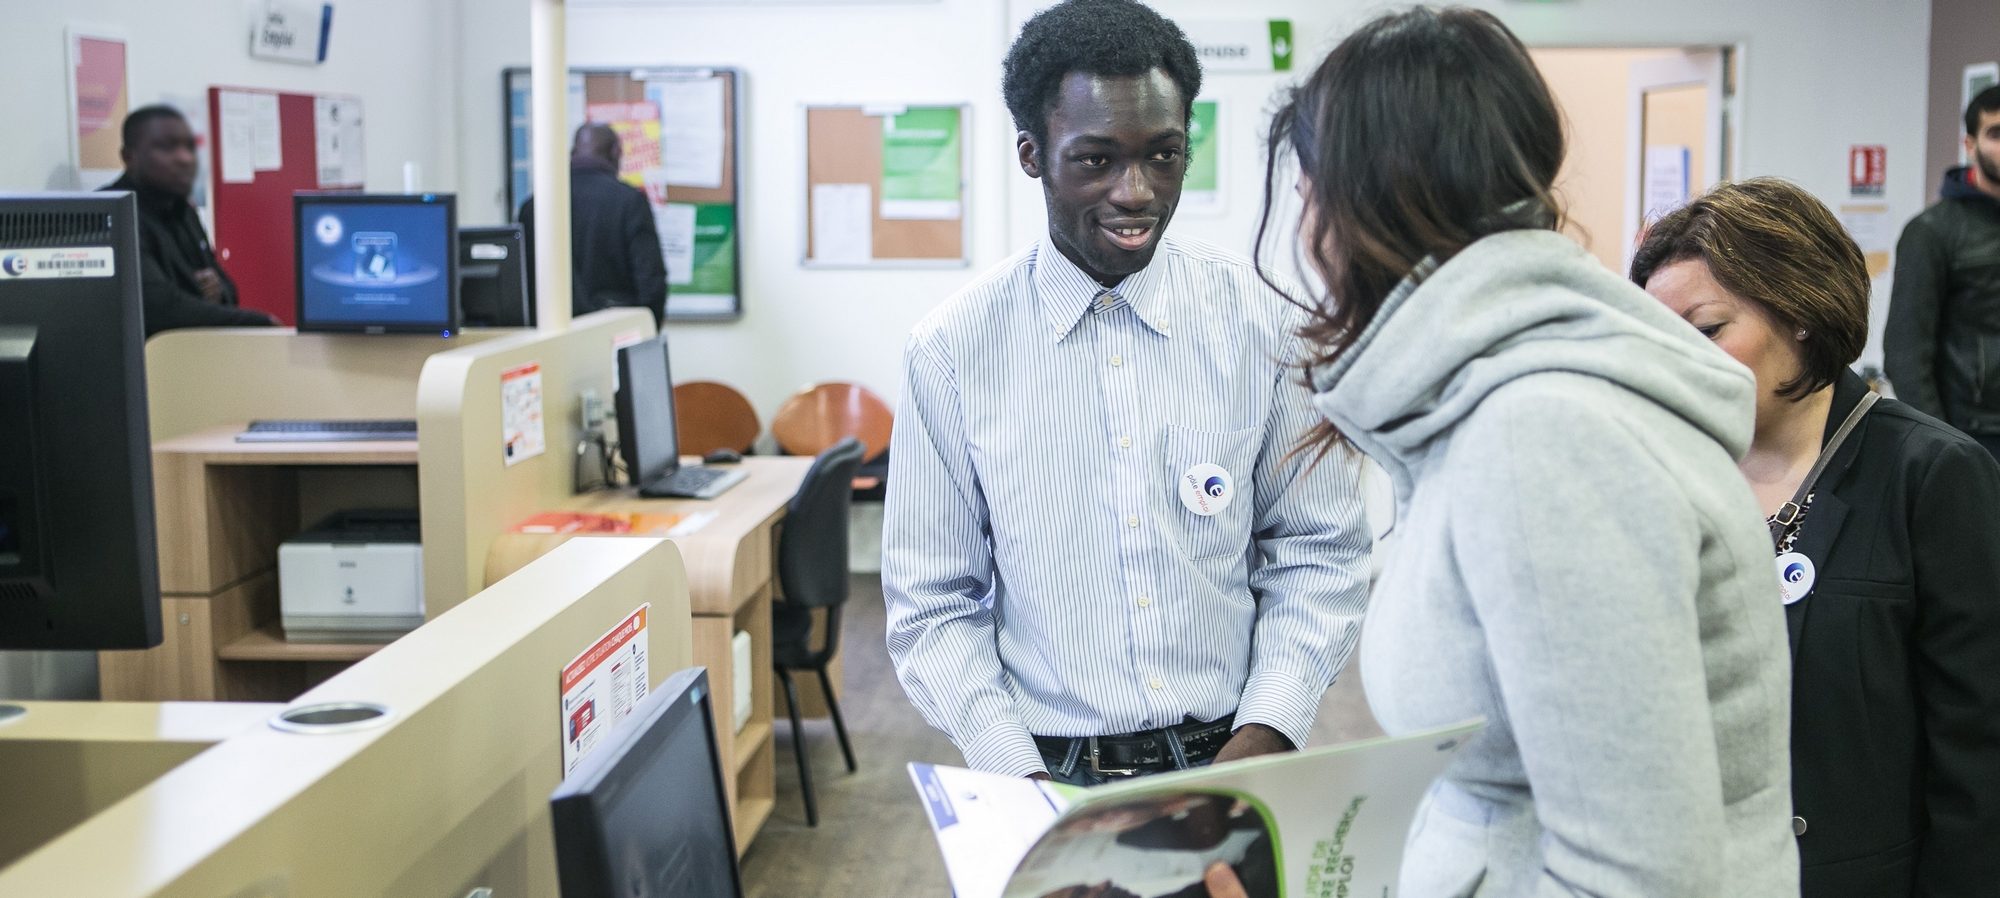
1178;463;1234;516
1775;552;1816;605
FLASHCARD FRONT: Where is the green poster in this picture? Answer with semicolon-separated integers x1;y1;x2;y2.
881;107;963;219
687;203;736;297
1186;101;1219;194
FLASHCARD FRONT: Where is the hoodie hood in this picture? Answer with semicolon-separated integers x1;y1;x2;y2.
1308;229;1756;505
1941;165;2000;207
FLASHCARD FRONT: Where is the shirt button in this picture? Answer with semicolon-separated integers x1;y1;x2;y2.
1118;436;1132;449
1125;514;1139;528
1110;355;1124;367
1149;677;1163;690
1137;595;1152;608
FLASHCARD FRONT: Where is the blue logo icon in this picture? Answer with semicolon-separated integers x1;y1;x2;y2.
1204;476;1227;498
1784;562;1807;583
0;254;26;276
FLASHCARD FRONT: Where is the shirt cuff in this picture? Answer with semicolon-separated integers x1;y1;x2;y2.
958;719;1047;777
1234;669;1323;751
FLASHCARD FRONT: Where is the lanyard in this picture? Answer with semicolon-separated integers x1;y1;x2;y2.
1768;392;1879;550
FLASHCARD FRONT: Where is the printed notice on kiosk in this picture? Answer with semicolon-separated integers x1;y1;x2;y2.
560;604;651;775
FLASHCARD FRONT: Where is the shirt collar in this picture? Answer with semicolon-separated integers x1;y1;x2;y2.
1031;236;1175;342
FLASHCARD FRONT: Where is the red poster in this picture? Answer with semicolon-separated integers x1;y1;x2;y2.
70;33;129;184
1849;145;1886;197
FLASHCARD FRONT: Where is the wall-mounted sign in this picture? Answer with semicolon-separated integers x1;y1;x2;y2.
251;1;333;66
1180;19;1294;74
1849;145;1886;198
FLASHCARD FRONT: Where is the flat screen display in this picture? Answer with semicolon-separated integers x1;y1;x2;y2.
295;193;458;334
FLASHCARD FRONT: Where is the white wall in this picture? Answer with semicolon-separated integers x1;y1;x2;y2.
459;0;1930;416
0;0;460;196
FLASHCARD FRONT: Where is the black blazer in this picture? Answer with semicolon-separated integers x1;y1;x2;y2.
1788;369;2000;898
102;174;272;337
518;160;667;325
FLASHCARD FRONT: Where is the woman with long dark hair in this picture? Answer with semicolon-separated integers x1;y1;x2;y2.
1250;8;1799;896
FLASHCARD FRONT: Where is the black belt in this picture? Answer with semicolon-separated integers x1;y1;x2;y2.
1033;714;1236;777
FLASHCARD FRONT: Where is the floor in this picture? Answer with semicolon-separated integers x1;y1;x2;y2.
739;574;1383;897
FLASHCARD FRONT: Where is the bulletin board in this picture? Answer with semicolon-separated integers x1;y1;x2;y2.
803;104;969;268
207;86;367;325
504;66;743;321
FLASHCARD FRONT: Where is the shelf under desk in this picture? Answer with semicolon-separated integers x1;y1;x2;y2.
217;625;388;663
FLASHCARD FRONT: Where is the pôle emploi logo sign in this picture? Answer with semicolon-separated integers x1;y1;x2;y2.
1180;19;1294;73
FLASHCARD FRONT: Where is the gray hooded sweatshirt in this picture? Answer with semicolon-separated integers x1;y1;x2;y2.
1309;230;1799;897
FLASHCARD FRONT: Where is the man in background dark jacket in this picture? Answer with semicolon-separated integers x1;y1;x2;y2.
1886;86;2000;458
102;105;276;338
518;123;667;325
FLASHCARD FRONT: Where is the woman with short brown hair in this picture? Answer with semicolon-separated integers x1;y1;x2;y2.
1635;176;2000;898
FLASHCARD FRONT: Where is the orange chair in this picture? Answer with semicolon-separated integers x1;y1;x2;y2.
771;382;893;494
672;380;761;457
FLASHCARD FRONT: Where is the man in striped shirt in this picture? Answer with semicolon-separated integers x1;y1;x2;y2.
884;0;1371;786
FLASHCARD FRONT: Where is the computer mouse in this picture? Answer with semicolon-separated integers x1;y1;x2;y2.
702;449;744;465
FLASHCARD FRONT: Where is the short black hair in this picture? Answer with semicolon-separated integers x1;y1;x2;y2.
1002;0;1202;152
122;105;187;149
1967;85;2000;136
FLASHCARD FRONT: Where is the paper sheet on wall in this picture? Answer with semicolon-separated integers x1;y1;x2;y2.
651;77;726;189
658;202;698;286
1643;145;1690;222
812;183;874;264
251;92;283;171
218;90;256;183
314;97;366;187
560;604;651;775
501;362;546;466
1839;204;1893;278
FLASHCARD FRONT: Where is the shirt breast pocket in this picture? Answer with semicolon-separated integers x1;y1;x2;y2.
1163;424;1259;560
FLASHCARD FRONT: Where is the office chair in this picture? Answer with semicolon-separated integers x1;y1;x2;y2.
773;437;866;827
771;382;893;500
672;380;761;456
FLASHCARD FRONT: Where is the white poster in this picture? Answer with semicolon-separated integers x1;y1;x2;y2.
251;91;283;171
1643;145;1691;222
313;96;365;187
651;77;726;189
218;90;256;184
1839;203;1893;278
811;183;873;265
560;604;651;775
501;361;546;466
658;202;698;286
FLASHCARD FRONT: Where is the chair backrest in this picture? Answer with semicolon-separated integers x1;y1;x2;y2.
671;380;761;457
770;382;893;462
777;437;865;610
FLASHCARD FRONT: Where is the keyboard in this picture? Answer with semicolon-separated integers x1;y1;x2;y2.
637;465;748;500
236;419;419;443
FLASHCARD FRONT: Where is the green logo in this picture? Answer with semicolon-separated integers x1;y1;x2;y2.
1269;20;1294;72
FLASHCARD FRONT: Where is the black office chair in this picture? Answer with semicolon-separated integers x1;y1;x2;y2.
773;437;865;827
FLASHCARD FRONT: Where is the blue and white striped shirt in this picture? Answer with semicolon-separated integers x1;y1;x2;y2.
883;235;1371;777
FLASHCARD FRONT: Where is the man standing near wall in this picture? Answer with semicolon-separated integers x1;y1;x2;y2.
1886;87;2000;458
519;123;668;325
103;106;277;338
883;0;1371;786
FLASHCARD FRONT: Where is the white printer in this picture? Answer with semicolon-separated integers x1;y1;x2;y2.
278;510;424;643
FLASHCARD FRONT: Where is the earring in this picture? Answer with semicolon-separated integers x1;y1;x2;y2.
1795;329;1808;341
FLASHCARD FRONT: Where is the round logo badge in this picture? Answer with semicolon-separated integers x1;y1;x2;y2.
1;254;27;277
1178;463;1233;517
1775;552;1816;605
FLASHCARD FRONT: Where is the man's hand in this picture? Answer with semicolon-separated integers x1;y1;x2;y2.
193;268;224;301
1211;723;1292;765
1203;862;1249;898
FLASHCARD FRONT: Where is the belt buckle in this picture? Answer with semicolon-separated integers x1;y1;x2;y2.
1087;736;1142;777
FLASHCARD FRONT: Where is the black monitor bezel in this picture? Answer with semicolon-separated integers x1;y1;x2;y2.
293;192;461;336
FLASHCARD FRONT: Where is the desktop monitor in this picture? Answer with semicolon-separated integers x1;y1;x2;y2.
614;336;681;486
550;667;743;898
294;192;459;335
459;225;533;328
0;192;162;650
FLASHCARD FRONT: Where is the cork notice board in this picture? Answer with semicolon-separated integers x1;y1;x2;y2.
804;104;969;267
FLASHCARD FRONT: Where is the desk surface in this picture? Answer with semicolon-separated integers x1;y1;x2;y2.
486;456;811;616
156;425;419;466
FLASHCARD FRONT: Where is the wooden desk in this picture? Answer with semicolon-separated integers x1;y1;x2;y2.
485;456;812;854
101;427;420;702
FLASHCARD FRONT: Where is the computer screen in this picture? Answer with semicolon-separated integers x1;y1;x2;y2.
0;192;162;650
550;667;743;898
614;336;682;487
295;193;459;335
459;225;533;328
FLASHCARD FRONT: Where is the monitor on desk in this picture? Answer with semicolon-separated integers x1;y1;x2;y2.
550;667;743;898
459;225;533;328
0;192;162;650
295;193;459;335
615;336;680;487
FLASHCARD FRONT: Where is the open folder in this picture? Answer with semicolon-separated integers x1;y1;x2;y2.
908;719;1483;898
